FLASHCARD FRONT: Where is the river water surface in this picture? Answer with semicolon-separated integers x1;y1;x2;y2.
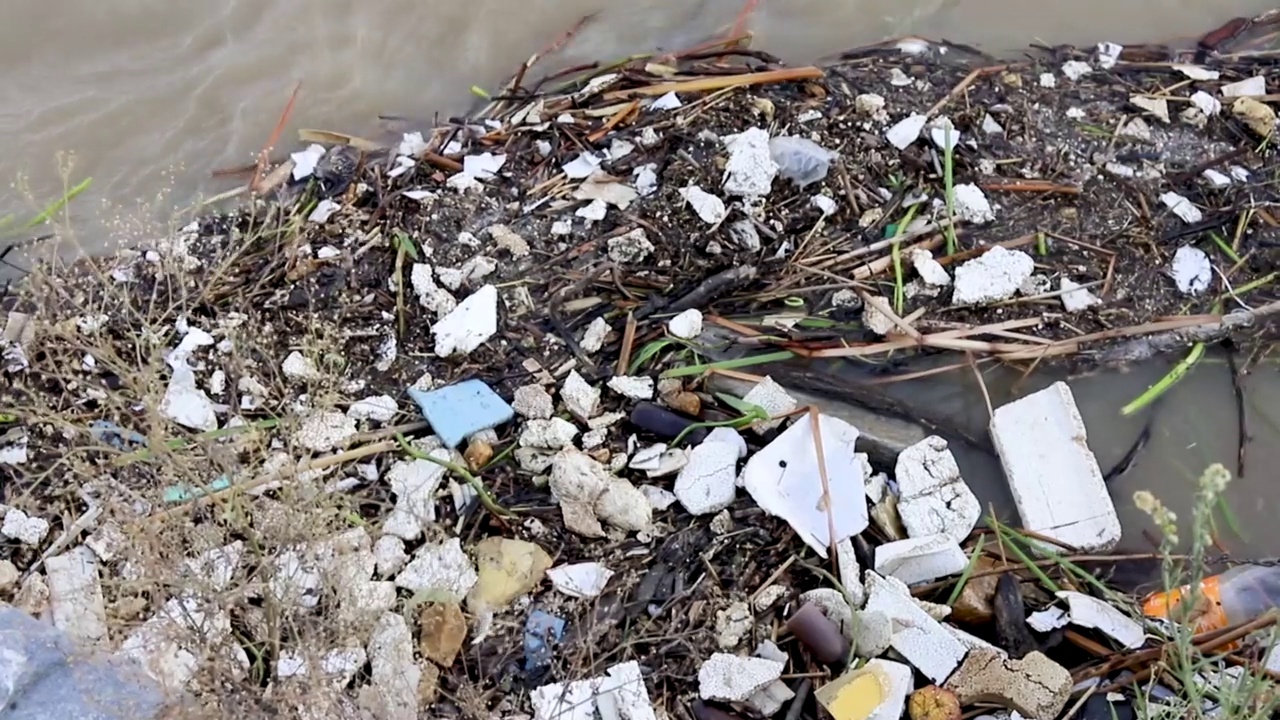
2;0;1278;556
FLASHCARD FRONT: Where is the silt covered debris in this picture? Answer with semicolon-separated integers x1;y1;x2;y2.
1;9;1280;720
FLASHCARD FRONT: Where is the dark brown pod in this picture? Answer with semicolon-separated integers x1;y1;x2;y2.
786;602;850;664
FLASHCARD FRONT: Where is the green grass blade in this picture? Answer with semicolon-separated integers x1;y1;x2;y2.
660;350;795;378
1121;342;1206;416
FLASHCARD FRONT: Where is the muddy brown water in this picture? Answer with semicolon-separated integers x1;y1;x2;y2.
1;0;1277;556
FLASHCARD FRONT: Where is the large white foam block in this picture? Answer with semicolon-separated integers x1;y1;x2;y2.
990;381;1121;552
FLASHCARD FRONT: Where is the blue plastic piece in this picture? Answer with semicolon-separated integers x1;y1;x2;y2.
89;421;148;450
407;380;514;448
523;609;566;671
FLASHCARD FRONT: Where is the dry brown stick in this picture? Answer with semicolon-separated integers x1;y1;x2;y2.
926;65;1008;116
603;66;825;99
1094;611;1279;692
808;407;839;565
617;311;637;376
978;180;1081;194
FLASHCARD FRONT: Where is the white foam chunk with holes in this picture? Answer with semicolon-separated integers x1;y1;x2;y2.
990;381;1120;552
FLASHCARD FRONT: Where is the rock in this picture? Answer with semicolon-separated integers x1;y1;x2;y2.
894;436;981;543
0;605;167;719
714;601;753;649
513;384;555;419
949;557;1001;623
697;653;785;702
951;247;1034;305
668;308;704;339
990;382;1120;552
419;602;467;666
467;537;552;612
673;439;740;515
433;284;498;357
548;562;614;599
943;649;1072;720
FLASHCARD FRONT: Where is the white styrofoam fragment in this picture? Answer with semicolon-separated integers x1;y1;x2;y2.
953;183;996;224
894;436;981;543
722;127;779;197
674;440;739;515
1170;245;1212;296
1059;591;1145;649
697;654;785;702
874;534;969;585
835;537;866;608
952;247;1035;305
740;376;797;432
1191;91;1222;117
1222;76;1266;97
433;284;497;357
679;185;728;225
1203;169;1232;188
46;548;108;647
1061;61;1092;80
864;660;915;720
1060;278;1101;312
667;309;704;339
1161;191;1203;224
1027;606;1070;632
990;382;1120;552
741;414;868;558
607;375;655;400
548;562;615;598
886;114;927;149
863;572;968;683
1;508;49;545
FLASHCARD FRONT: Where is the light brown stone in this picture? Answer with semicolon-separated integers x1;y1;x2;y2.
943;649;1071;720
949;558;1000;623
419;602;467;667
